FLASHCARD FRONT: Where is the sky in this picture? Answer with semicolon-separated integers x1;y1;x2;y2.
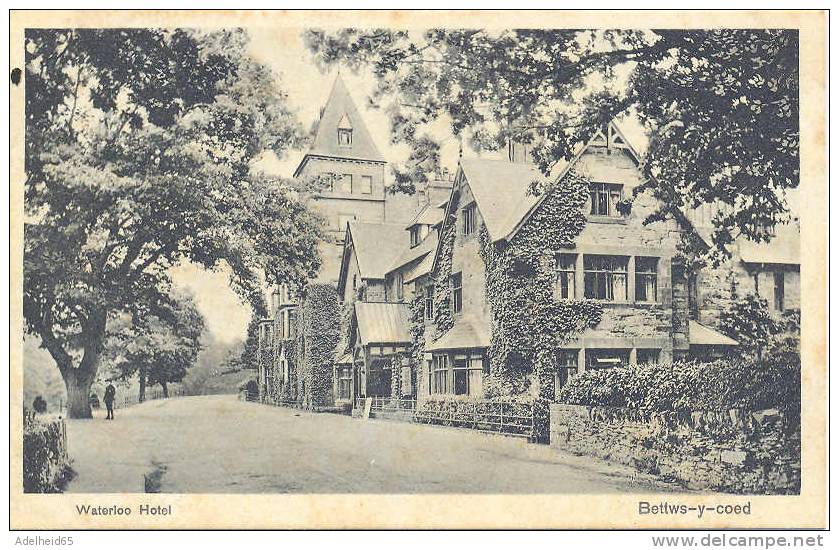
172;27;463;344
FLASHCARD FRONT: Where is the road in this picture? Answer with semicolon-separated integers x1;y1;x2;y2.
65;394;680;493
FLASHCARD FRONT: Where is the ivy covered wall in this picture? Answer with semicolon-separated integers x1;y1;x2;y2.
478;169;603;439
295;283;341;409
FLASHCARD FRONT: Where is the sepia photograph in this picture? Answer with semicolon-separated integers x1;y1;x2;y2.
8;8;828;531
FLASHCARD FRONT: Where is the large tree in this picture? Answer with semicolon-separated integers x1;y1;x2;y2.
24;28;325;417
103;291;204;402
304;28;799;253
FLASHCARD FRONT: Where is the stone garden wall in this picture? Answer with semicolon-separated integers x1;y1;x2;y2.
550;403;800;494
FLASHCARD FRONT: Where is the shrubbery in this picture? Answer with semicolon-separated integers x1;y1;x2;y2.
23;409;74;493
557;359;800;416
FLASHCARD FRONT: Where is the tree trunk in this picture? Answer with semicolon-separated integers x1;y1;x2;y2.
64;368;94;419
138;368;147;403
161;381;169;398
61;308;107;419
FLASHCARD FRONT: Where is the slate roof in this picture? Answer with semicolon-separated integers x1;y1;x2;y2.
388;232;438;274
354;302;412;345
459;158;548;242
347;222;410;280
425;315;491;351
294;75;385;176
738;223;800;265
403;253;435;283
405;204;445;229
689;320;738;347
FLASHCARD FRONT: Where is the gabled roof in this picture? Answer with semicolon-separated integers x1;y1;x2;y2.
504;121;641;242
738;223;800;265
338;222;409;295
294;75;385;176
403;253;434;283
689;320;738;347
425;315;491;351
354;302;412;346
387;231;438;274
430;120;647;274
459;158;548;242
406;204;445;229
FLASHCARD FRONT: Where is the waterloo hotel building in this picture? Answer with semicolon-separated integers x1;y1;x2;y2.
257;77;800;414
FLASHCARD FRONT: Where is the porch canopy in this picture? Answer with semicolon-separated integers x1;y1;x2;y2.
426;315;491;352
689;320;738;347
355;302;412;346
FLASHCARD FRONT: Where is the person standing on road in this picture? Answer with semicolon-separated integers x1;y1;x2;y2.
103;383;116;420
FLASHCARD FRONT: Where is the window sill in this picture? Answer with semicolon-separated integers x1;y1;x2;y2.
582;299;662;308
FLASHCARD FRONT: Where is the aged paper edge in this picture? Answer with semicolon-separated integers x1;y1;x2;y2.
8;9;828;530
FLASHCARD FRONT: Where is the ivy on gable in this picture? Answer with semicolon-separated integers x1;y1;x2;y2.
432;208;457;338
479;169;603;405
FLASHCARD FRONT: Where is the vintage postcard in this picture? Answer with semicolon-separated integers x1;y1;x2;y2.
9;9;827;530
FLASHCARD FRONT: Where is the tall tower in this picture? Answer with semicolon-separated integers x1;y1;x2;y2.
294;75;388;283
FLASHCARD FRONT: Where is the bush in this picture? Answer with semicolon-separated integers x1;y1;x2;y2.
32;395;47;414
557;359;800;415
23;408;74;493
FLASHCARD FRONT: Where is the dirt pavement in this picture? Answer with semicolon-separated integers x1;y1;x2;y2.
65;394;681;493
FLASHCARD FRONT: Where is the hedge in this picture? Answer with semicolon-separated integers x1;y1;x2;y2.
557;359;800;416
23;409;74;493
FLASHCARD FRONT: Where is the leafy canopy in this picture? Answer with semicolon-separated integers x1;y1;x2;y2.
304;28;798;253
24;28;325;413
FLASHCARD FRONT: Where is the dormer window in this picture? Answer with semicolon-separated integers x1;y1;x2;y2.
410;226;421;248
338;128;352;146
337;114;353;146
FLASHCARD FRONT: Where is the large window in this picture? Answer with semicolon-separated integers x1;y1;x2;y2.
462;203;477;236
554;349;579;399
431;353;484;396
451;272;463;313
424;286;434;320
360;175;373;194
287;310;297;338
337;367;352;399
589;183;623;217
635;257;659;302
584;255;628;301
556;253;576;299
339;174;353;194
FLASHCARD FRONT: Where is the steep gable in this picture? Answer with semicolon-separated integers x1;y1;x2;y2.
295;75;385;176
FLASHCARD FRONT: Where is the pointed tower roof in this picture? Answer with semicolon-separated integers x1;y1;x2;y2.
294;75;385;176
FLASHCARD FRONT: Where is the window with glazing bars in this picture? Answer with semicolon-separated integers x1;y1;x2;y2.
451;272;463;313
635;257;658;302
462;203;477;235
556;253;576;299
583;255;628;301
589;182;623;216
